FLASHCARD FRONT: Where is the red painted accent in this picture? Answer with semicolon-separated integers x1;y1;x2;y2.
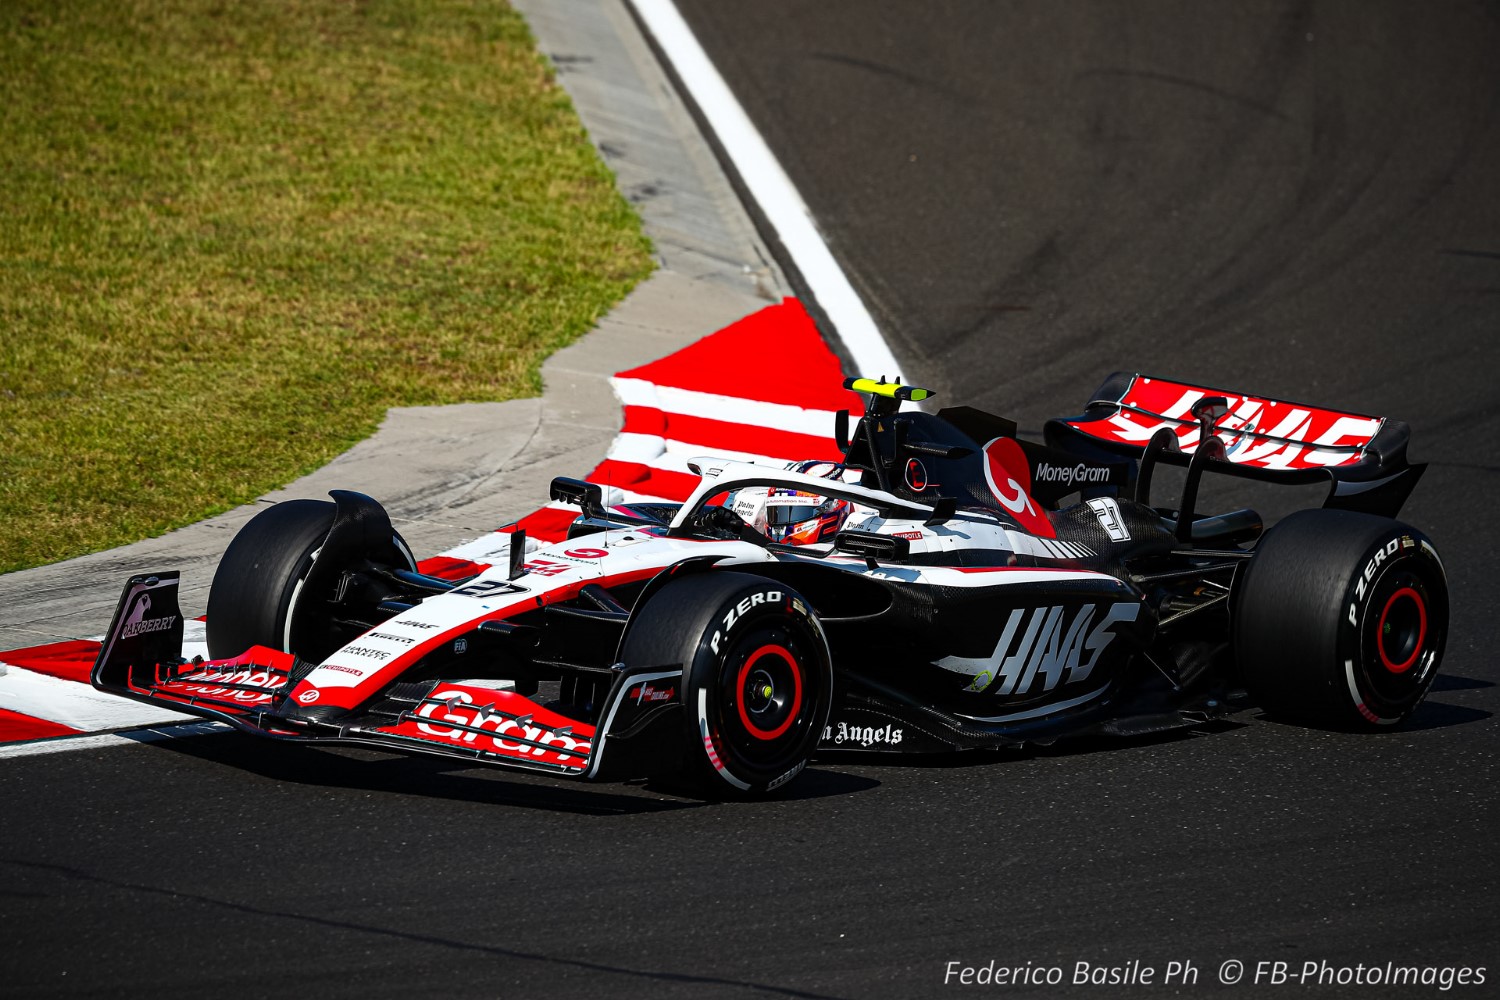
588;459;702;501
416;556;487;580
621;406;842;462
616;299;865;412
139;647;298;714
946;566;1097;575
981;437;1056;538
373;685;594;771
501;507;585;542
621;404;667;436
0;639;100;685
0;708;83;742
735;643;803;741
1377;586;1427;674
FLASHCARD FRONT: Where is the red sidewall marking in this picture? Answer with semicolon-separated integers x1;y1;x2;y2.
1377;586;1427;674
735;643;802;741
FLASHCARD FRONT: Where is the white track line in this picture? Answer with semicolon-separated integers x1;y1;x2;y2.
628;0;904;381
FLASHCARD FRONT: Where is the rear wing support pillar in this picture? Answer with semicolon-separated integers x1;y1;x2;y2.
1135;428;1177;506
1176;436;1227;542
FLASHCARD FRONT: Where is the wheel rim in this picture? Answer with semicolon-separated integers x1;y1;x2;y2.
710;615;825;778
736;644;803;741
1356;564;1444;714
1376;586;1427;675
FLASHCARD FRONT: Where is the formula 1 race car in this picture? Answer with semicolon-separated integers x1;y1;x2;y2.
92;375;1448;796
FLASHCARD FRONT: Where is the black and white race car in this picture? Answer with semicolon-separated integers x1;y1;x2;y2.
93;375;1448;796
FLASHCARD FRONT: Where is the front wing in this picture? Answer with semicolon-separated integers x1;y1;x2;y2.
90;573;684;782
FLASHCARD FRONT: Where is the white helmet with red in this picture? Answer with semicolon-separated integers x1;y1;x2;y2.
727;461;854;545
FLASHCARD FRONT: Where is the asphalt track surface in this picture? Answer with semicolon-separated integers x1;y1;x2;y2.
5;3;1499;997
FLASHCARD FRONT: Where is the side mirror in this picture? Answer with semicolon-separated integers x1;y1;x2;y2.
550;477;603;512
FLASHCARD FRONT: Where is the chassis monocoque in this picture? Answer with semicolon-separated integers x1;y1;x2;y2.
93;375;1448;796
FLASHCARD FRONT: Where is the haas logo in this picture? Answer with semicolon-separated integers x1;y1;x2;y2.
121;592;176;639
938;602;1142;696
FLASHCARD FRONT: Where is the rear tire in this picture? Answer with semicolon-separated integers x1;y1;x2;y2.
1233;509;1447;729
620;572;832;796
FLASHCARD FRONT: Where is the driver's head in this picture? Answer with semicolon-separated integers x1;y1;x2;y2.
728;487;852;544
724;460;854;544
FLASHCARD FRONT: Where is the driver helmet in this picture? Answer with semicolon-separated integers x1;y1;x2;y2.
727;461;854;544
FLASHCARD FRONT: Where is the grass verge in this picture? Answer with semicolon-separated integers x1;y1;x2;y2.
0;0;653;573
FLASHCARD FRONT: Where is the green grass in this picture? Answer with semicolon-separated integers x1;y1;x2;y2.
0;0;654;573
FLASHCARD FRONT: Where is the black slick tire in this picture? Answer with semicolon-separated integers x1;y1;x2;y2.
620;571;832;796
206;499;336;660
1233;509;1447;729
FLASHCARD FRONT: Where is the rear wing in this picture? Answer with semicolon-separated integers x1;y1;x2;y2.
1044;372;1425;518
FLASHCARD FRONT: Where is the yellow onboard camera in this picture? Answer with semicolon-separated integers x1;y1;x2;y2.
842;376;934;403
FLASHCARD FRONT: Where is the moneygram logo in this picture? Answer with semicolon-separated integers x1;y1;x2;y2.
1033;462;1111;486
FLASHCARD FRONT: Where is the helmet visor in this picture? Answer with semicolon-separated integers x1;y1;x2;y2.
765;504;824;527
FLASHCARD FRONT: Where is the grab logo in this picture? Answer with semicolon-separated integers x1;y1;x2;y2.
415;689;591;764
981;438;1055;538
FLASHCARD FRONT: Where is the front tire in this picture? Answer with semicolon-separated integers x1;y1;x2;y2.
206;494;415;663
1233;509;1448;729
207;500;336;660
621;572;832;796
